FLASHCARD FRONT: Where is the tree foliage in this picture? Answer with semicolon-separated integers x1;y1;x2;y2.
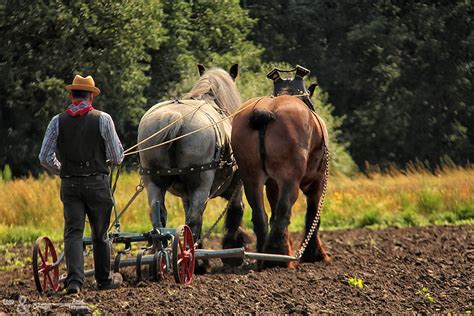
0;0;164;175
4;0;467;176
147;0;263;101
244;0;473;169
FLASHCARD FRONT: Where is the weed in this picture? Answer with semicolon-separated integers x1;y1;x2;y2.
417;287;436;303
348;276;364;289
0;246;27;271
401;209;427;227
417;189;443;215
1;164;12;182
356;208;381;228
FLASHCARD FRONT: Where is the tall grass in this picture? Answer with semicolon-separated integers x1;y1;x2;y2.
0;167;472;243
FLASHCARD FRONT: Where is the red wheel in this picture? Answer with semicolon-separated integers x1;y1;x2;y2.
152;251;169;281
32;237;60;293
172;225;195;285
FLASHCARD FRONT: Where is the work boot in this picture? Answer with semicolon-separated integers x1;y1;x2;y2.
66;281;82;295
97;273;122;291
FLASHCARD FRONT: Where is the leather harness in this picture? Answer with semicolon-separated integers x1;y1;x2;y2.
139;100;235;177
267;65;316;111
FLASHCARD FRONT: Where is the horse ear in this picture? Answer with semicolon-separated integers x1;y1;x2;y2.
229;64;239;80
197;64;206;76
308;83;318;98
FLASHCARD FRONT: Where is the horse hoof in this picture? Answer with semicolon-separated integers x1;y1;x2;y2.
288;261;299;269
222;227;250;250
260;260;288;270
194;259;210;275
221;257;244;267
262;260;298;269
300;252;331;263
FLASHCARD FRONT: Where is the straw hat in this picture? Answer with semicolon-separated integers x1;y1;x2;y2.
65;75;101;96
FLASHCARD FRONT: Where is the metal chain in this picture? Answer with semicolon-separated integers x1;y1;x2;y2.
195;179;242;246
296;146;330;260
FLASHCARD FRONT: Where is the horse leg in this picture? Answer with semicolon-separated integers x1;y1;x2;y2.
242;177;268;269
184;176;213;274
222;186;249;266
145;179;168;229
265;179;278;227
262;182;299;269
300;180;331;263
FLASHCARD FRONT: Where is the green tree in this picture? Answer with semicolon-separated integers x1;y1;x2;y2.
146;0;263;101
244;0;473;169
0;0;164;175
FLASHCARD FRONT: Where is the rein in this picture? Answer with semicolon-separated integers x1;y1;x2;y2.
124;101;206;155
124;97;265;156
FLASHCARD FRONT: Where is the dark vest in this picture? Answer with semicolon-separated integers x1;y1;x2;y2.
57;109;108;177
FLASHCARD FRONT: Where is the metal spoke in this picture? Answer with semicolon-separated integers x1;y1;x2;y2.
43;273;47;290
38;264;46;273
186;263;193;281
38;247;46;265
46;272;54;288
44;243;49;262
181;259;187;283
178;239;185;253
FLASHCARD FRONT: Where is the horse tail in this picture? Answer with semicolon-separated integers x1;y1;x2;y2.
248;108;275;174
154;112;183;147
138;112;183;153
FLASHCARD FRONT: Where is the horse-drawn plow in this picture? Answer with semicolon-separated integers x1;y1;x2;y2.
32;224;298;294
31;65;323;294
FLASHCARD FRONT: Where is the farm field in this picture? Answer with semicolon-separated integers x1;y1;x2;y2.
0;225;472;313
0;167;472;313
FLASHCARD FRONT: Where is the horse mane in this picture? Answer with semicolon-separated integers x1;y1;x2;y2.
184;68;241;114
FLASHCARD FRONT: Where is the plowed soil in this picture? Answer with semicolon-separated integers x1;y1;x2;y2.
1;225;472;314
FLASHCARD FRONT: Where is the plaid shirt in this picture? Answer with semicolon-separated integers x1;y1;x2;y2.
39;111;124;174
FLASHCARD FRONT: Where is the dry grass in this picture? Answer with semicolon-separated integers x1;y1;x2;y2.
0;167;472;243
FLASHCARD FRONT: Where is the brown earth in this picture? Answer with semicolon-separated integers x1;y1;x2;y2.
1;225;472;314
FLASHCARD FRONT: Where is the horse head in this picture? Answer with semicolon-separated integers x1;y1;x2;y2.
197;63;239;81
186;64;241;114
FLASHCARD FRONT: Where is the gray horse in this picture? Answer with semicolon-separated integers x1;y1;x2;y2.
137;65;246;272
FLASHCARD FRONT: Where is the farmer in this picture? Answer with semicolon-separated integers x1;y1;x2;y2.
39;75;124;294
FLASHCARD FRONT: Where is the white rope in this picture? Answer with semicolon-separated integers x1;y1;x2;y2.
124;97;265;156
124;101;205;154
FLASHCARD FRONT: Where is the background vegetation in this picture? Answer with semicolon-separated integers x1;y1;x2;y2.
244;0;473;169
1;0;472;176
0;1;472;242
0;166;472;243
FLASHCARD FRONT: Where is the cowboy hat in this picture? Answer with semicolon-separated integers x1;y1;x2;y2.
65;75;101;96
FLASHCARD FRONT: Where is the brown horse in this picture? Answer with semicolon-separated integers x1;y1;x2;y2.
231;95;331;268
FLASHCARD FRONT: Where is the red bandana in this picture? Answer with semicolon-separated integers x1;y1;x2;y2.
66;100;94;117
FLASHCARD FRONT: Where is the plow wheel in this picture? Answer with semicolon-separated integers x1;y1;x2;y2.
172;225;195;285
151;251;168;281
135;250;145;281
32;237;60;293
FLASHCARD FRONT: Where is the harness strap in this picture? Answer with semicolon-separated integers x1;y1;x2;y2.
139;159;235;176
201;106;223;162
